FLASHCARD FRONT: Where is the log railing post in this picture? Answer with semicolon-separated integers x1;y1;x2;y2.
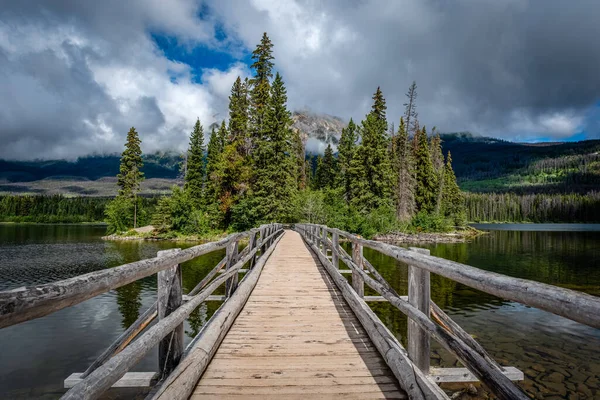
225;239;239;297
331;231;339;269
157;248;183;379
248;231;257;269
351;241;364;298
322;227;328;257
408;247;431;374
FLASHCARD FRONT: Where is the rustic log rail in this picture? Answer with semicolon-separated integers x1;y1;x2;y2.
0;223;283;400
295;223;600;400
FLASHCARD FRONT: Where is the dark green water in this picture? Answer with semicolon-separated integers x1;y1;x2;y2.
0;224;598;399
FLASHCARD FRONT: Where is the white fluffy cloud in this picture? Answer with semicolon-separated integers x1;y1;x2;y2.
0;0;599;159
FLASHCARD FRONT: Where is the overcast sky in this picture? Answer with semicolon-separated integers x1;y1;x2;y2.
1;0;599;160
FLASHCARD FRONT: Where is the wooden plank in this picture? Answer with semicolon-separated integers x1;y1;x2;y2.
64;372;158;388
429;367;524;383
192;230;406;399
157;249;183;379
408;247;431;374
149;229;283;400
0;233;244;329
298;228;446;400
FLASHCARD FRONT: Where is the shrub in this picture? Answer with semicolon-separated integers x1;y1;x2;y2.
410;211;451;233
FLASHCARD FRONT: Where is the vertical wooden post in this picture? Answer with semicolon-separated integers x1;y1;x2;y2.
322;227;328;256
331;231;339;269
248;231;257;269
225;239;239;297
259;227;266;255
408;247;431;373
157;249;183;379
351;241;364;298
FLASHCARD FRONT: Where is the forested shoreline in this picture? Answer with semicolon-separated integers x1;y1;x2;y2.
2;34;599;229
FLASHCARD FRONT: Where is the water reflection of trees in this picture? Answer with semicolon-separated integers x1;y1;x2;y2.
116;282;143;329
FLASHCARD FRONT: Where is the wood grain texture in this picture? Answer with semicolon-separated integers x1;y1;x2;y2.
193;230;407;399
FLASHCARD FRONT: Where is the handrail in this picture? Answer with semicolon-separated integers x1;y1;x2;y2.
60;223;283;399
0;232;243;329
295;223;600;400
297;224;600;329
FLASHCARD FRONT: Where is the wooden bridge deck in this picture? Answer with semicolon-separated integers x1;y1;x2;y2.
192;230;407;399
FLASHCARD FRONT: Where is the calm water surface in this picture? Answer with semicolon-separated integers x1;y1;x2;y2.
0;224;599;399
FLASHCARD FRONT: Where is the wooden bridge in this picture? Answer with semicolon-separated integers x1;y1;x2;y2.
1;224;599;400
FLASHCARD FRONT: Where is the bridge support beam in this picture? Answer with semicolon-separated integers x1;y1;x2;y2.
408;247;431;374
157;249;184;379
225;240;239;297
351;242;364;298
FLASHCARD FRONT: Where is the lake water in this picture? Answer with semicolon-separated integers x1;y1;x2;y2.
0;224;599;399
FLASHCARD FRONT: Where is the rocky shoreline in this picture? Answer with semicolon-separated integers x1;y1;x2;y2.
374;229;483;244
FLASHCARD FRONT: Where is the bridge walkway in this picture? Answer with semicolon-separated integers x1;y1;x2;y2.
191;230;407;399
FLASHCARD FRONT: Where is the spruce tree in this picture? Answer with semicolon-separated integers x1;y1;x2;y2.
116;127;144;228
338;119;358;201
442;151;465;221
413;126;437;212
228;76;249;152
349;88;393;211
184;118;205;206
429;131;444;212
253;72;297;222
392;117;416;221
249;32;274;144
292;128;306;189
117;127;144;197
315;144;338;189
205;121;226;206
404;81;419;135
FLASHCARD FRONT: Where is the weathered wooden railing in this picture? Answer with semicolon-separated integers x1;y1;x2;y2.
295;223;600;400
0;223;283;400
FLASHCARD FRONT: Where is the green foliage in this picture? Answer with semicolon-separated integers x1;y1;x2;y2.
117;127;144;198
0;195;109;223
338;118;358;200
392;117;416;221
184;118;205;205
412;126;437;212
205;121;226;207
252;72;297;223
349;91;393;212
105;196;135;234
314;144;338;190
249;32;274;142
410;210;452;233
442;151;465;225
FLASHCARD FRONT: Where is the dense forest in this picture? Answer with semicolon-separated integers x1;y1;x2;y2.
100;33;464;238
0;195;110;223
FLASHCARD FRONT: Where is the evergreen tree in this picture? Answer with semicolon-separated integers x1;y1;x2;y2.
371;87;387;122
392;117;416;221
253;72;297;222
338;118;358;201
228;76;249;153
349;88;393;211
205;121;226;206
117;127;144;197
116;127;144;227
412;126;437;212
249;32;274;145
429;130;444;212
404;81;419;135
442;151;465;221
184;118;205;206
315;144;338;189
291;128;306;189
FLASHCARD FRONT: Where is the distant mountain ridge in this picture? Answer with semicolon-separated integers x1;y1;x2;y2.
1;111;598;196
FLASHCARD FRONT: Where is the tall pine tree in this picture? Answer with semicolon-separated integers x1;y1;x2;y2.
349;88;393;211
442;151;465;221
249;32;274;146
404;81;419;135
392;117;416;221
117;127;144;197
338;119;358;201
315;144;338;189
253;72;297;222
412;126;437;212
429;131;445;213
184;118;205;206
